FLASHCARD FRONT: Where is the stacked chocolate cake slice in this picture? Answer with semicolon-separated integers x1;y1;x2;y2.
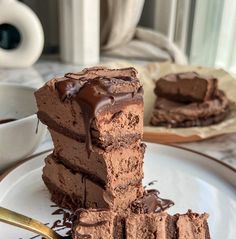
35;67;145;212
35;67;211;238
150;72;230;127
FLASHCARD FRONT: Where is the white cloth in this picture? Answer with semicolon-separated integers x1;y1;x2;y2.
100;0;188;64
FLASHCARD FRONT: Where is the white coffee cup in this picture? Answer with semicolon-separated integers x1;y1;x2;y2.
0;83;46;171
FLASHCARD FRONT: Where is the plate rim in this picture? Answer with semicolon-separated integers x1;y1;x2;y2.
167;143;236;173
0;143;235;184
143;131;203;143
0;149;52;182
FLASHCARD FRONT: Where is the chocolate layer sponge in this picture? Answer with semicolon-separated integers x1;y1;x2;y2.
155;72;217;103
43;155;144;212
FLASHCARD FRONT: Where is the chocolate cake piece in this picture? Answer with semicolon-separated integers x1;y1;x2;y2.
35;67;143;152
72;209;116;239
49;129;145;190
72;209;211;239
43;155;144;211
150;90;230;127
126;211;210;239
72;191;175;239
155;72;217;103
131;189;174;214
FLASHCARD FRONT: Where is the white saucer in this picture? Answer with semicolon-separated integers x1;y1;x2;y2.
0;143;235;239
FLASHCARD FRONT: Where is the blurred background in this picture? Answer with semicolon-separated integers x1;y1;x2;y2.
0;0;235;73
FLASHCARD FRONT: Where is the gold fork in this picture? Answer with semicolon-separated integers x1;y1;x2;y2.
0;206;70;239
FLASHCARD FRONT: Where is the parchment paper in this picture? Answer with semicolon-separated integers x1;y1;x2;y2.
103;61;236;139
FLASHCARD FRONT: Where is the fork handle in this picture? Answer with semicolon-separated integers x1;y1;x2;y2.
0;206;63;239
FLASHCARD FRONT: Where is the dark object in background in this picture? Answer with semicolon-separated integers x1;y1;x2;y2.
19;0;59;54
0;24;21;50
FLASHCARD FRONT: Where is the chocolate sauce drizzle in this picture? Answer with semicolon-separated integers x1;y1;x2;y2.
55;75;143;157
24;207;73;239
35;118;40;134
131;189;174;214
144;180;158;188
51;207;73;233
48;207;107;239
0;118;16;124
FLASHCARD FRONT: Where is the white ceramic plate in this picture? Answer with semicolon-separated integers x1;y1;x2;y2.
0;143;235;239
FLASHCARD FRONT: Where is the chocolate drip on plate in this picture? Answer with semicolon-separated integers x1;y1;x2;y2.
35;118;40;134
131;189;174;214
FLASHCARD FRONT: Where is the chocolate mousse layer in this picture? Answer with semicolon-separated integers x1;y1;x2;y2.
155;72;217;102
43;155;144;211
150;90;230;127
50;129;145;190
126;211;210;239
73;209;116;239
35;67;143;153
73;209;211;239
